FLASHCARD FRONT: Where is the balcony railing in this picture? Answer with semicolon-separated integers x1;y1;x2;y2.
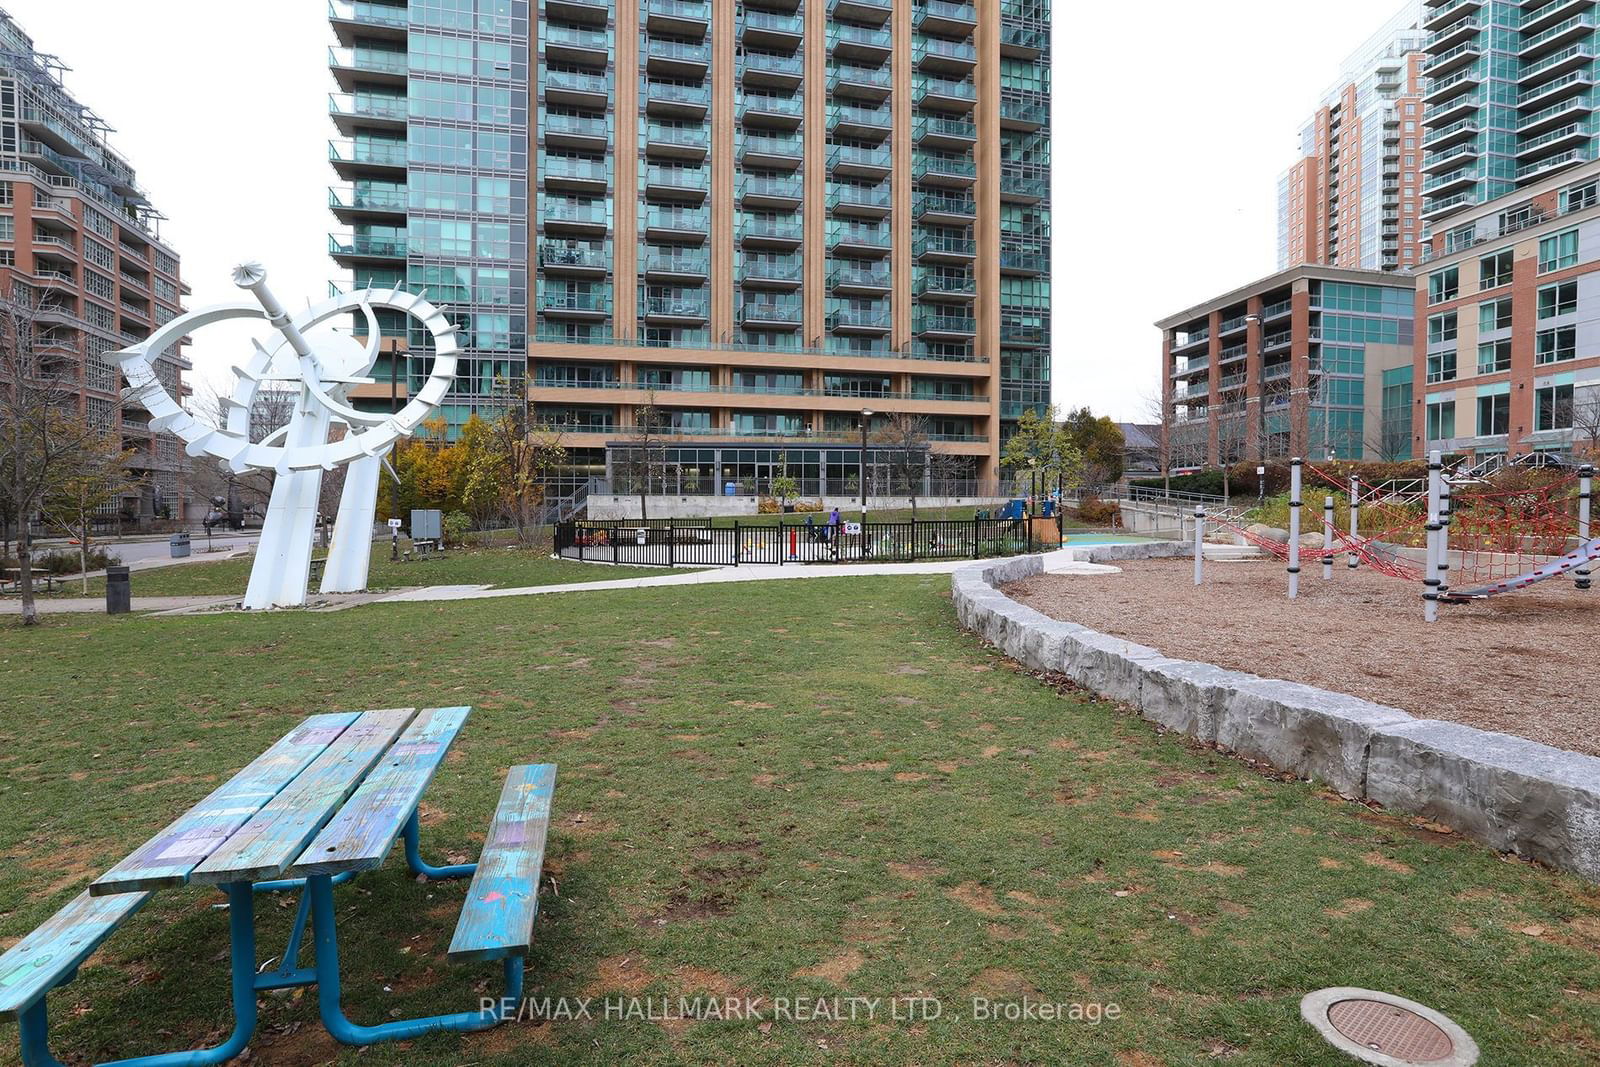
740;217;804;242
329;233;405;258
830;183;893;211
644;250;711;275
826;306;891;329
828;223;892;249
328;46;406;76
329;1;408;29
739;299;804;324
328;185;407;213
645;295;710;319
915;153;978;180
328;92;407;121
646;207;710;232
914;233;977;258
829;144;893;171
915;192;977;218
740;174;804;201
914;311;976;335
540;242;609;270
329;138;406;168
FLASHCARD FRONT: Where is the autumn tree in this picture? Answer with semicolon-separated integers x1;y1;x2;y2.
41;431;135;593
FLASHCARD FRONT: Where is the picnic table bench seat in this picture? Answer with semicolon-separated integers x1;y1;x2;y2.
0;705;561;1064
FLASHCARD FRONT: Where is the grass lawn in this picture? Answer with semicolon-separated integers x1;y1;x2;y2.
0;577;1595;1065
30;545;681;600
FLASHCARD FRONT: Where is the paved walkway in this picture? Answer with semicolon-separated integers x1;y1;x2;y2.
2;549;1118;617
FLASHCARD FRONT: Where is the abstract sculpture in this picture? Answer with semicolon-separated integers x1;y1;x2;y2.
117;264;459;609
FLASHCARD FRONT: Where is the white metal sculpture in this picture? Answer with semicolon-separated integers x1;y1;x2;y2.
117;264;459;609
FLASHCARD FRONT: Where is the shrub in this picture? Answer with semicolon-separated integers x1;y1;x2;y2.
442;510;472;546
793;498;824;513
757;497;781;514
2;547;120;576
1075;496;1120;526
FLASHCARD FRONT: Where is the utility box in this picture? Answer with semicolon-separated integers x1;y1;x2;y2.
410;509;442;541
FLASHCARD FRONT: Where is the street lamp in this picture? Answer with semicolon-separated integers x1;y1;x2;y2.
860;408;874;527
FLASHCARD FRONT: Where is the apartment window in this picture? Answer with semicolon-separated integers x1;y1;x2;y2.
1538;229;1579;273
1536;383;1574;431
1428;266;1458;304
0;216;12;241
1426;350;1457;384
86;302;115;332
1478;299;1511;333
0;181;11;206
1477;393;1510;437
1427;311;1457;345
1477;340;1511;374
1479;249;1512;289
1536;326;1576;365
1538;281;1578;319
1561;180;1598;214
1427;399;1456;441
86;270;114;300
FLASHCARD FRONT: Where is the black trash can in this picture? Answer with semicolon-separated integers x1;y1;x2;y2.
106;566;131;615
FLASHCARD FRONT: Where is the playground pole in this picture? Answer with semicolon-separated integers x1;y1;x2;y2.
1424;450;1442;624
1288;457;1302;600
1579;464;1594;592
1194;506;1204;586
1348;474;1360;571
1323;496;1334;580
1438;462;1454;600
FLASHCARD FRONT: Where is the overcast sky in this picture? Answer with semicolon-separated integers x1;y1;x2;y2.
11;0;1412;422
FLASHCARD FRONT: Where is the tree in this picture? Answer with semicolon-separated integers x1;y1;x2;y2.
484;380;568;543
187;380;300;528
871;412;931;520
619;386;667;522
0;279;109;625
456;414;504;528
1060;407;1126;486
1001;406;1084;504
41;431;135;594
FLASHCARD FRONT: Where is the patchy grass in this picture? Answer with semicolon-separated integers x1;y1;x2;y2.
0;577;1595;1065
26;545;681;600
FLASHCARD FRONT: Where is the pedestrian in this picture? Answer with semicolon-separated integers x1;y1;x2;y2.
829;506;841;558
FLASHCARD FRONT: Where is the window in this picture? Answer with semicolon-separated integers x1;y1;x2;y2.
1428;311;1457;344
1479;249;1513;289
0;215;11;241
1538;228;1579;273
1427;399;1456;441
1562;180;1598;214
1536;327;1576;364
1536;383;1574;431
1477;340;1511;374
1426;349;1457;384
1477;393;1510;437
1478;299;1511;333
1538;281;1577;319
1428;266;1458;304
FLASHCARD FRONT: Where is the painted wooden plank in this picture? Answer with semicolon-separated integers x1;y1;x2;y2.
286;706;471;877
190;708;417;885
90;712;362;896
0;889;152;1019
447;763;556;964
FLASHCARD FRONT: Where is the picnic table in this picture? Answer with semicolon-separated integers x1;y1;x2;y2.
0;569;61;594
0;706;557;1065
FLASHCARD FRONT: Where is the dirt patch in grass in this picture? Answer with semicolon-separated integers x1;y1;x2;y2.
794;948;865;985
1006;559;1600;756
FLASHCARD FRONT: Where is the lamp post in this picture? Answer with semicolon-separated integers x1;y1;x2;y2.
859;408;874;526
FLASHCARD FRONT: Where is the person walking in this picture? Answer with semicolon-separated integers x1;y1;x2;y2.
829;506;841;559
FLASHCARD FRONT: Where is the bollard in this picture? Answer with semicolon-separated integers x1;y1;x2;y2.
1323;496;1334;581
1193;506;1204;586
1424;450;1442;624
1578;465;1593;592
1288;457;1303;600
106;566;131;615
1348;474;1360;571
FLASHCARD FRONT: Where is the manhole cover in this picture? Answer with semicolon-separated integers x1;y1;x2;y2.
1301;988;1479;1067
1328;999;1454;1061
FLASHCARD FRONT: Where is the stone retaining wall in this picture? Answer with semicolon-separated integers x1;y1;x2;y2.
953;549;1600;883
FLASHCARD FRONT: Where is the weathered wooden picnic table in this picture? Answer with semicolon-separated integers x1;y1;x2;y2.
0;706;556;1066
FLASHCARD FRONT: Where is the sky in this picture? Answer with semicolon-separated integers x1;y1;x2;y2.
10;0;1414;423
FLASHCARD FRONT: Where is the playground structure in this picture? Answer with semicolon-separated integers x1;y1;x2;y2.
1188;454;1598;623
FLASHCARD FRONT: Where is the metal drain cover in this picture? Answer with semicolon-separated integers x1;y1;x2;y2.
1301;988;1479;1066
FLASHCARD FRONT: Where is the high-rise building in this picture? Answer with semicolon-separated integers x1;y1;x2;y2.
1277;2;1429;273
0;9;190;524
328;0;1051;490
1419;0;1600;229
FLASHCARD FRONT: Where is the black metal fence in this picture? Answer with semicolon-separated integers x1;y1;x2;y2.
553;515;1062;567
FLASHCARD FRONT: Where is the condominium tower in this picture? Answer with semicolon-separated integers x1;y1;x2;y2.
1419;0;1600;228
328;0;1052;490
1278;2;1429;272
0;9;189;523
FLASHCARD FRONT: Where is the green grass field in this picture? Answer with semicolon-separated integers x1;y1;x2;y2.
0;576;1595;1065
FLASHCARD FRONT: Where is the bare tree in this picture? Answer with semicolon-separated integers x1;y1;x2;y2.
619;386;667;521
872;412;931;520
186;379;300;527
1569;385;1600;465
0;279;104;624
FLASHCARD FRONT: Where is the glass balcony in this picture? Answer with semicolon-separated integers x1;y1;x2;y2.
741;94;805;125
646;166;710;198
545;112;609;146
827;264;892;292
546;0;612;24
914;192;976;220
647;0;710;35
827;22;893;59
914;37;977;70
914;233;977;259
828;143;893;176
646;206;711;235
544;155;609;187
915;75;977;109
329;232;405;259
739;297;804;326
646;81;712;114
647;38;712;72
828;182;893;213
829;0;894;22
1000;248;1047;274
826;305;891;331
743;9;805;41
914;114;977;145
829;64;893;99
829;103;893;137
740;174;805;203
542;198;610;230
547;24;610;54
915;0;978;34
328;92;407;125
740;133;805;167
1000;96;1047;128
645;122;710;157
914;153;978;183
329;138;407;169
328;184;407;215
644;249;711;277
547;69;611;106
645;294;711;320
740;255;804;284
539;242;610;273
329;1;408;30
744;51;806;82
827;222;892;252
540;289;612;315
913;272;976;298
328;46;407;78
1000;22;1047;56
740;217;805;243
1001;171;1048;200
914;310;976;336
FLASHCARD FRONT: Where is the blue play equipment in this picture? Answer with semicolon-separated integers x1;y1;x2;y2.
997;499;1026;521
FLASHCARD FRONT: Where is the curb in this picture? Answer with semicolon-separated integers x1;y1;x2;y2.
952;550;1600;884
